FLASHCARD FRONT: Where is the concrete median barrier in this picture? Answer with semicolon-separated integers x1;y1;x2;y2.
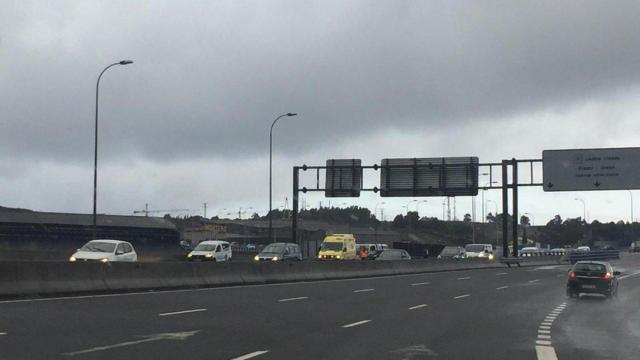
0;257;561;300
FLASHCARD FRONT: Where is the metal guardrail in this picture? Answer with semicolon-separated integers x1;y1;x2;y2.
520;250;566;257
566;250;620;264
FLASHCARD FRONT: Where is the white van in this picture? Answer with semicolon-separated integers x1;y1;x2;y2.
187;240;232;262
464;244;494;260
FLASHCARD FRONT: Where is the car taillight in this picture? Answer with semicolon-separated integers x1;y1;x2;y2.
602;272;612;280
569;271;576;278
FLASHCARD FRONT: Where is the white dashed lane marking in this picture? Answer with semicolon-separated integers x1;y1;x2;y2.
158;308;207;317
410;282;430;286
0;332;6;336
496;286;509;290
453;294;471;299
496;272;508;276
278;297;308;302
535;301;566;360
408;304;428;310
457;277;472;280
529;279;540;283
353;288;375;293
342;320;371;328
231;350;270;360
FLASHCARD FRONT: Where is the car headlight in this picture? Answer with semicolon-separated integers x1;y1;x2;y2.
205;253;213;258
100;258;109;263
488;254;494;260
254;255;260;261
187;253;193;258
336;255;341;259
272;256;279;261
69;256;77;262
318;255;322;259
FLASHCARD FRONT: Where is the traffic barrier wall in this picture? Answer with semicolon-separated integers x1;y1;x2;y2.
0;257;562;300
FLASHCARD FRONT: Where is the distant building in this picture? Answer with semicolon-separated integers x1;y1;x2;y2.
0;210;179;254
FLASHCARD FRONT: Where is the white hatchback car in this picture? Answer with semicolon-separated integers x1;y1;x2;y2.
187;240;232;262
69;240;138;263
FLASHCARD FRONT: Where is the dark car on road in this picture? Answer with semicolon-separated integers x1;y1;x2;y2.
372;249;411;260
567;261;620;299
254;243;302;261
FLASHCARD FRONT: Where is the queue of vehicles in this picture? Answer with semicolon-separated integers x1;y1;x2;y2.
76;237;602;264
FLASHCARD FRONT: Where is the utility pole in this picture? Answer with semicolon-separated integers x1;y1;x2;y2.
203;203;207;218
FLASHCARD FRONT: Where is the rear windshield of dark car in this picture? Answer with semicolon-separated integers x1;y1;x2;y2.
574;263;606;272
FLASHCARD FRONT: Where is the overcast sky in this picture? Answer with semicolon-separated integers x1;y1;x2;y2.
2;1;640;224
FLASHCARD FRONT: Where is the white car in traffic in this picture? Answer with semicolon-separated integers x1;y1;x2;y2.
69;240;138;263
187;240;232;262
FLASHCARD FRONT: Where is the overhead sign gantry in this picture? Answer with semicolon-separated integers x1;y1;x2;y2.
290;147;640;258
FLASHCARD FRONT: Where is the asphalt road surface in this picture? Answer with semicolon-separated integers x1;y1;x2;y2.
2;255;640;360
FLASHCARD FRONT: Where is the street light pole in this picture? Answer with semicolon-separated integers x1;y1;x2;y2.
269;112;297;243
93;60;133;237
416;200;428;217
406;200;417;215
574;198;586;223
374;202;386;220
523;212;535;226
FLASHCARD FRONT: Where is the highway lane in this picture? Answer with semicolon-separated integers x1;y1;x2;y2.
552;255;640;360
1;257;638;360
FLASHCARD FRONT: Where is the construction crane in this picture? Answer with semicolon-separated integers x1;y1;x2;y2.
133;203;194;217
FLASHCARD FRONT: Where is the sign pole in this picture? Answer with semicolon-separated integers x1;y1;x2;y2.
512;159;519;257
501;160;509;258
292;166;299;245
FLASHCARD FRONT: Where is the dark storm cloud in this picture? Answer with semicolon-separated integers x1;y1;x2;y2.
2;1;640;165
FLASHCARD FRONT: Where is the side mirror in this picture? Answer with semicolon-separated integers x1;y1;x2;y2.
116;250;124;255
614;271;621;276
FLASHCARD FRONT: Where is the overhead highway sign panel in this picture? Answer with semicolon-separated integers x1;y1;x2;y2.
543;147;640;191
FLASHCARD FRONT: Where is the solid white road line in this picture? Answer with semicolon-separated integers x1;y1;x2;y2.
231;350;270;360
496;272;508;276
496;286;509;290
353;288;375;293
457;277;472;280
278;297;308;302
342;320;371;328
453;294;471;299
410;282;430;286
158;308;207;317
408;304;428;310
618;270;640;280
535;345;559;360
